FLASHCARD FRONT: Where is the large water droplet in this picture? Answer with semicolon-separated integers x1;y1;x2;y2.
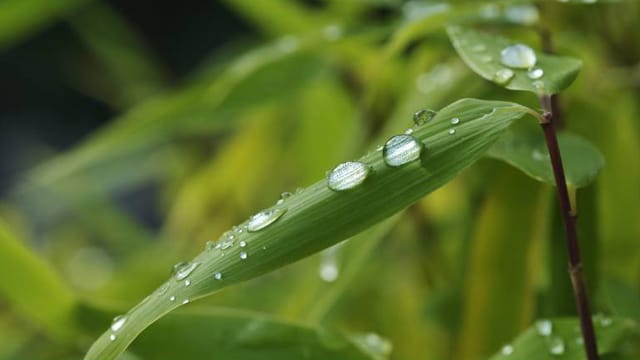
247;208;287;232
528;67;544;79
413;109;437;125
500;44;537;69
549;337;565;355
173;262;200;281
494;69;515;85
111;315;127;332
501;344;514;356
383;135;423;167
327;161;370;191
535;319;553;336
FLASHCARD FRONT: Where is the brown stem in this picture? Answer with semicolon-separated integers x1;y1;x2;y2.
539;98;599;360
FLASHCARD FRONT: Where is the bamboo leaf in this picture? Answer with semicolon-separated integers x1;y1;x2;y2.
488;317;640;360
447;26;582;95
126;308;389;360
487;123;605;188
84;98;534;360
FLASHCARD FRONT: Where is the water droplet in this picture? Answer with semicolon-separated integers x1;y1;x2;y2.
169;295;176;302
184;279;191;286
319;263;338;282
327;161;370;191
535;319;553;336
404;128;414;135
109;334;117;341
448;129;456;135
111;315;127;332
277;191;293;204
494;69;515;85
239;240;247;247
413;109;437;125
383;135;423;167
247;208;287;232
528;67;544;79
549;337;565;355
240;251;248;260
500;44;537;69
173;262;200;281
532;80;544;90
182;299;190;305
214;272;222;280
322;25;342;41
450;117;460;125
501;344;514;355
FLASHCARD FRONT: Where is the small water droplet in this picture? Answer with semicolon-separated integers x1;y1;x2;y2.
501;344;514;356
109;334;117;341
173;262;200;281
448;129;456;135
322;25;342;41
169;295;176;302
549;337;565;355
500;44;537;69
182;299;190;305
535;319;553;336
413;109;437;125
383;135;423;167
494;69;515;85
240;251;248;260
111;315;127;332
404;128;414;135
214;272;222;280
532;80;544;90
327;161;370;191
247;208;287;232
319;262;339;282
239;241;247;247
184;279;191;286
450;117;460;125
528;67;544;79
276;191;293;204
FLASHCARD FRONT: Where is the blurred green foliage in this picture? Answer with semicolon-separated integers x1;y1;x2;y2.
0;1;639;359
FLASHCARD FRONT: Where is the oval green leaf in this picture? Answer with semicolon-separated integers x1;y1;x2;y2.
84;98;533;360
487;124;604;188
447;26;582;95
489;317;640;360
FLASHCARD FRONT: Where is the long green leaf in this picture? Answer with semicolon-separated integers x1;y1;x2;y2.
126;308;388;360
84;98;534;360
0;220;77;340
447;26;582;95
488;317;639;360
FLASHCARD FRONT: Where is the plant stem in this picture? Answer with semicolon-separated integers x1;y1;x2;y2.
538;96;599;360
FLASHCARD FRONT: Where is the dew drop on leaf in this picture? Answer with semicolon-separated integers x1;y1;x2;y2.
549;337;565;355
494;69;515;85
383;135;423;167
172;262;200;281
500;344;514;356
535;319;553;336
528;67;544;79
247;208;287;232
110;315;127;332
450;117;460;125
448;129;456;135
413;109;437;125
500;44;537;69
327;161;370;191
214;272;222;280
240;251;248;260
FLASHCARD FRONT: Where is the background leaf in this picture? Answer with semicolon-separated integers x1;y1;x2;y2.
447;26;582;95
